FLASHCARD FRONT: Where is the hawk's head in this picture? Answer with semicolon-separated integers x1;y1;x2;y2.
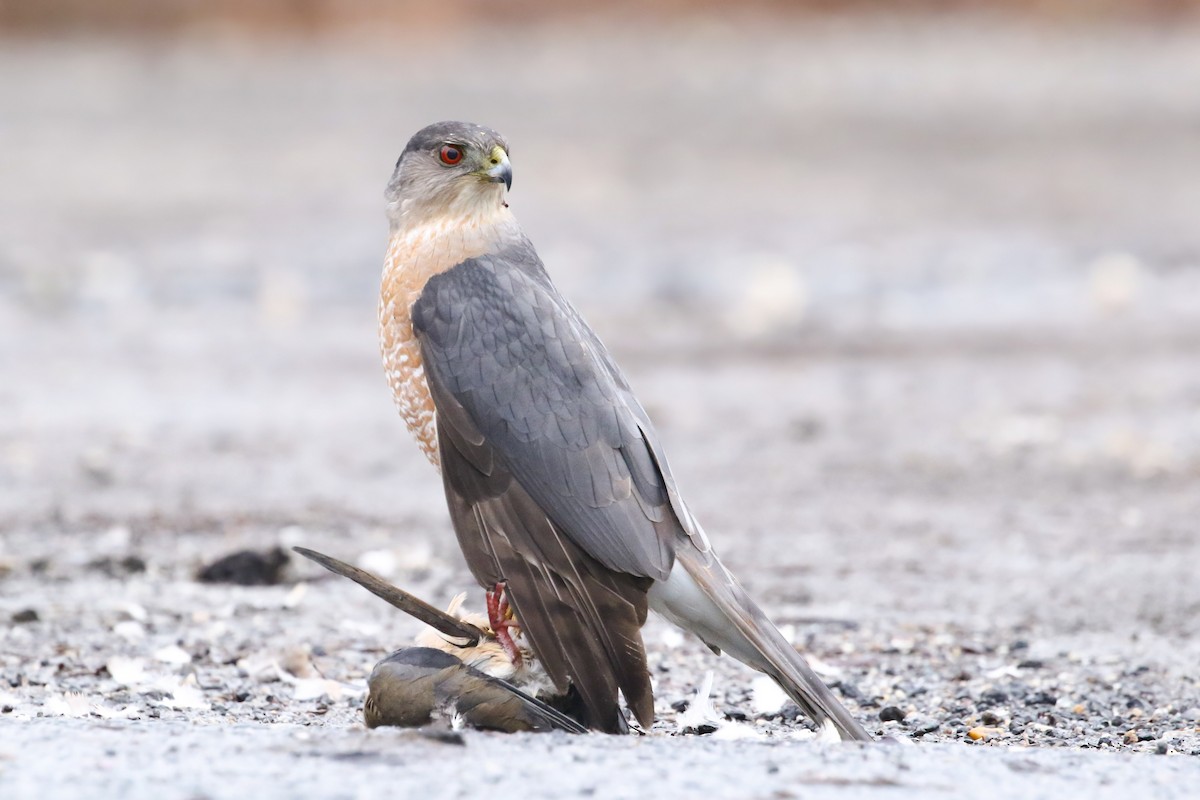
386;121;511;227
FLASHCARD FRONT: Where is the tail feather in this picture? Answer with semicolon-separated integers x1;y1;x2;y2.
648;547;872;742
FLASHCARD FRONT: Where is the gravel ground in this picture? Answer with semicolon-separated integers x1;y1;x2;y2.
2;12;1200;797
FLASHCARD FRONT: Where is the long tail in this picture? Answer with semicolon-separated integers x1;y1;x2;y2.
648;546;872;742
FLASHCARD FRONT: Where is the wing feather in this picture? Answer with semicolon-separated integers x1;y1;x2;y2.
414;250;679;579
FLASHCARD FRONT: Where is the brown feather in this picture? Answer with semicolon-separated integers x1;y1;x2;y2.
435;385;654;733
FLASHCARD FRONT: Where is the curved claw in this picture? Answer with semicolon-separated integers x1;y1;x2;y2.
486;582;523;669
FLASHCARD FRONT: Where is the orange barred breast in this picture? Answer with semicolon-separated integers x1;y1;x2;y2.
378;216;508;468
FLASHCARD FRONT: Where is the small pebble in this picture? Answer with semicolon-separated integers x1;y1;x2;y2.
879;706;906;722
11;609;39;624
831;680;862;701
113;621;146;642
1155;741;1169;755
907;716;940;735
967;726;1002;741
86;555;147;577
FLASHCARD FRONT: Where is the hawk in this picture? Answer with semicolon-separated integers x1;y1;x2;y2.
377;121;870;740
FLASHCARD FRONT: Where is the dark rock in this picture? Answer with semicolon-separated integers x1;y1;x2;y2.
1017;659;1045;670
1155;741;1169;754
981;711;1003;726
979;689;1008;706
87;555;147;577
779;706;802;723
11;609;39;624
1027;691;1057;705
879;706;906;722
831;680;862;700
197;547;289;586
670;699;689;712
722;707;748;721
907;716;940;735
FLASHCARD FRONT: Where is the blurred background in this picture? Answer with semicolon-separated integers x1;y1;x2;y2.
2;2;1199;658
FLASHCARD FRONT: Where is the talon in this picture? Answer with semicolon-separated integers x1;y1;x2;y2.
485;582;523;669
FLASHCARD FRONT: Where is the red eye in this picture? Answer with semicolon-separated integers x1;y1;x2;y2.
439;145;463;165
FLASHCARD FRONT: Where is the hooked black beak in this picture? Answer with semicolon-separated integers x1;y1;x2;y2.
484;145;512;191
492;163;512;190
487;162;512;190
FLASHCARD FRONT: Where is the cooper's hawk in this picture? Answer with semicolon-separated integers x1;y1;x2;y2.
378;120;870;740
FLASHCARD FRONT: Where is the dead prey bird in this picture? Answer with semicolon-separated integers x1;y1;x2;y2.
376;121;871;740
295;546;584;734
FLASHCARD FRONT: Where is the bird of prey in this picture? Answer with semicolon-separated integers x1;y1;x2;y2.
378;121;871;740
295;546;583;734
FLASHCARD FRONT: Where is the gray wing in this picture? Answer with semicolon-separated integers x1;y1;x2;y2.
414;248;682;579
412;244;687;732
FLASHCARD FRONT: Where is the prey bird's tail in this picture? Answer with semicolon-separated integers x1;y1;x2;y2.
648;546;873;742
